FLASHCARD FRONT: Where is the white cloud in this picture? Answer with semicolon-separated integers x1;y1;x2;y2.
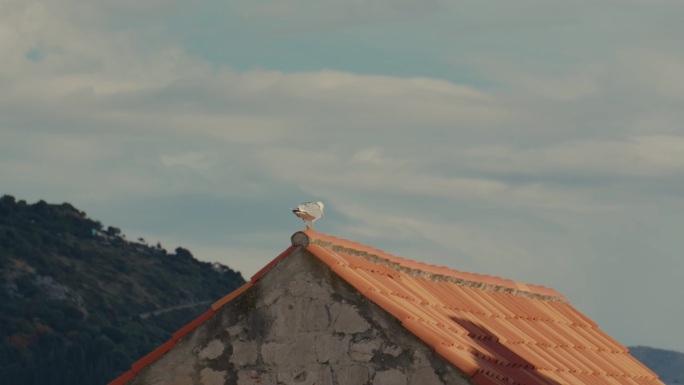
160;151;217;171
254;145;626;213
618;50;684;98
461;135;684;177
4;0;682;214
231;0;442;33
257;147;506;196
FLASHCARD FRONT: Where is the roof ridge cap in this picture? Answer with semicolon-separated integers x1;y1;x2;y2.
296;230;568;303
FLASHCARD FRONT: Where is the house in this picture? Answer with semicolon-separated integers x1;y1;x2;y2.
109;229;663;385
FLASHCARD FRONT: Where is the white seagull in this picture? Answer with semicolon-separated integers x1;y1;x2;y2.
292;201;324;229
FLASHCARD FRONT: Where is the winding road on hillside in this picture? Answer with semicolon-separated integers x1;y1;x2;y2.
138;300;212;319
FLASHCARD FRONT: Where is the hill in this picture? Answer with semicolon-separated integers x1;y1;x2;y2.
629;346;684;385
0;195;245;385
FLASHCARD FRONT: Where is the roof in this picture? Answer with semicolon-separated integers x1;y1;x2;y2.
110;229;663;385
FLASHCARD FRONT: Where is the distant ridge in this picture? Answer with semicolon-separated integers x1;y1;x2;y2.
0;195;245;385
629;346;684;385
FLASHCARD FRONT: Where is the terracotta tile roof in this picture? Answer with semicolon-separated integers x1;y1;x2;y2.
299;229;662;385
109;230;663;385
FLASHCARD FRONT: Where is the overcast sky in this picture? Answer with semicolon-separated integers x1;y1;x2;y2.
2;0;684;352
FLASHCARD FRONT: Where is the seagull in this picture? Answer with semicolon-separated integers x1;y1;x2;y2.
292;201;324;229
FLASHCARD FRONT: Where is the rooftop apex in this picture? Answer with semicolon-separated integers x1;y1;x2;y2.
292;229;567;303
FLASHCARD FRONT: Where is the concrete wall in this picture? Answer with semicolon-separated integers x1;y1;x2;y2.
129;247;474;385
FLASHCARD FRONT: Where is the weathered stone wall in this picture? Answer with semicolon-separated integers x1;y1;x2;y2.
129;248;474;385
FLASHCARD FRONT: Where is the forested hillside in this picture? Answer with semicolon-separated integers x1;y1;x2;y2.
0;196;245;385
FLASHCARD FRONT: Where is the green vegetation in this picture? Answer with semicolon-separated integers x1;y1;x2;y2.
0;195;245;385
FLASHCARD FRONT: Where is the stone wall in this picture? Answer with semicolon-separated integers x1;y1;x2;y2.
128;247;474;385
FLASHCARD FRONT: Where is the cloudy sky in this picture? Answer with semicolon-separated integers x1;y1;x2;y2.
2;0;684;352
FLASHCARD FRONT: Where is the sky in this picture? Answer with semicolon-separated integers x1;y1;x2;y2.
2;0;684;352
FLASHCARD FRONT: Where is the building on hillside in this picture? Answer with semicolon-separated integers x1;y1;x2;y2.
109;229;663;385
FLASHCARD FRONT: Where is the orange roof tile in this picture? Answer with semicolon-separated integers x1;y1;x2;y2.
211;282;253;310
108;370;134;385
131;340;176;374
171;309;215;342
108;229;664;385
301;229;664;385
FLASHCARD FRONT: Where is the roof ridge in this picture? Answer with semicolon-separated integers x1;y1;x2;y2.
299;229;568;303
